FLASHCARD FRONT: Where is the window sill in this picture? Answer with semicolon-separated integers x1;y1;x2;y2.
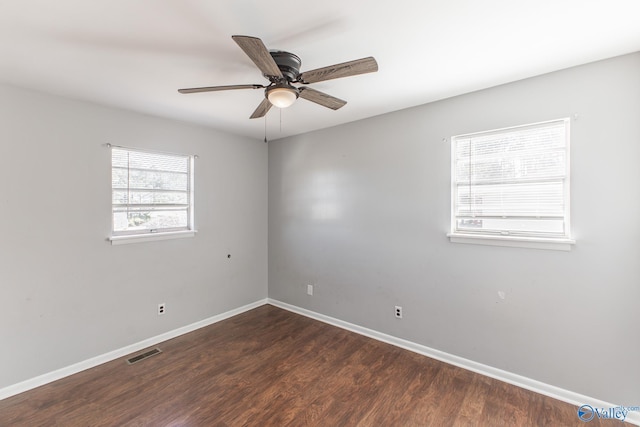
447;233;575;251
109;230;197;246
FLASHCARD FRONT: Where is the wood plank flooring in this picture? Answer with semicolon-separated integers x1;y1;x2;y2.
0;305;621;426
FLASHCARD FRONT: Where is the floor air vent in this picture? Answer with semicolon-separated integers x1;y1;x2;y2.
127;348;162;365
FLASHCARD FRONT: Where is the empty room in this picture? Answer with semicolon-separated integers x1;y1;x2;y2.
1;1;639;426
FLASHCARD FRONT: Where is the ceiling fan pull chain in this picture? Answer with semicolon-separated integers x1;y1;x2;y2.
264;115;268;143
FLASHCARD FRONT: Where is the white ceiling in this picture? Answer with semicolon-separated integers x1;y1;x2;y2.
1;1;639;141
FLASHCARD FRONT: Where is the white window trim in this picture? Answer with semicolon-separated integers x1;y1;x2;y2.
109;230;197;246
108;144;197;245
447;232;575;251
448;118;574;251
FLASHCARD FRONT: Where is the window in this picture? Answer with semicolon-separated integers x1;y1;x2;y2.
110;146;195;244
450;118;573;250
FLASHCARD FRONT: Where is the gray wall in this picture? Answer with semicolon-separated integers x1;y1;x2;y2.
268;53;640;404
3;53;638;405
0;84;268;388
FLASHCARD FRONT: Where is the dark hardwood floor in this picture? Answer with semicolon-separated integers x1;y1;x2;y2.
0;305;620;426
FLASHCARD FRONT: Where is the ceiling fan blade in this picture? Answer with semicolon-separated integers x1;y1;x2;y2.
232;35;283;78
178;84;264;94
250;98;273;119
299;57;378;84
298;87;346;110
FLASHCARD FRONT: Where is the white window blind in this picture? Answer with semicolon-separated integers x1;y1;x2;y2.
451;119;570;240
111;147;194;236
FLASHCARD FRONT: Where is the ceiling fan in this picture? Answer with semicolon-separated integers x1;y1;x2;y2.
178;35;378;119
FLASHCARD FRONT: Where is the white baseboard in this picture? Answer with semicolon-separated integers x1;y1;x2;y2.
268;299;640;426
0;299;268;401
3;298;637;425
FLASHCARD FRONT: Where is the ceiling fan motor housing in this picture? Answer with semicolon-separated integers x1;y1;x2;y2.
269;50;301;82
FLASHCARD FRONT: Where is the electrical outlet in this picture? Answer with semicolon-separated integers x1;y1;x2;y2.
158;303;166;316
307;284;314;296
395;306;403;319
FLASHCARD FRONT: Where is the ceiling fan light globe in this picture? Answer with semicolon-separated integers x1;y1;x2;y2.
267;87;298;108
